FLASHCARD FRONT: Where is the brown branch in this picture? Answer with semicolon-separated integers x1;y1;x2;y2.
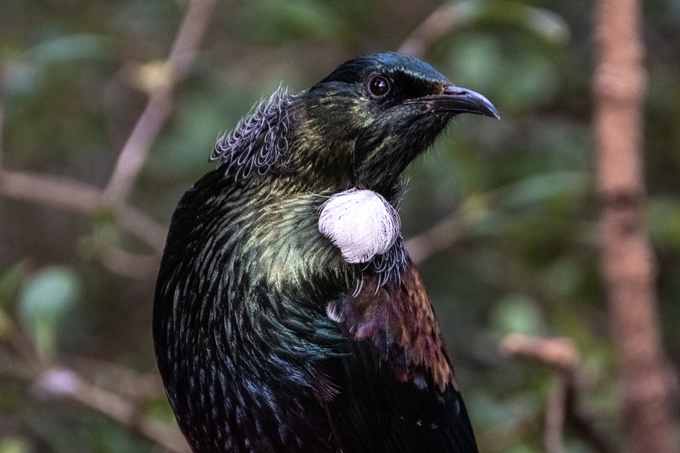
501;335;576;453
117;207;168;254
501;334;578;373
103;0;217;204
0;0;216;255
565;387;619;453
35;368;190;453
0;170;103;213
0;170;166;252
69;357;166;400
405;193;492;263
1;315;184;452
405;210;465;264
593;0;676;452
501;334;617;453
545;373;567;453
97;246;160;279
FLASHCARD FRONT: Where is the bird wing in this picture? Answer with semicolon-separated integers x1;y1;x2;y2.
319;262;478;453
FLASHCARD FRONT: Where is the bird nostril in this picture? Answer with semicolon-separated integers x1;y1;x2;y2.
445;87;468;97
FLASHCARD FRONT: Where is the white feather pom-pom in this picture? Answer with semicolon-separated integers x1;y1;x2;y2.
318;188;400;263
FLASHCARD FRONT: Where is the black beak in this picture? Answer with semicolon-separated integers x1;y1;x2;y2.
406;86;500;119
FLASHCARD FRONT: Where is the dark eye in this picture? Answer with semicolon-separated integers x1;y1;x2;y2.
367;75;391;98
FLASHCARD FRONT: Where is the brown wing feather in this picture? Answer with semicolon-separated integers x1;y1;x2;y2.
322;259;478;453
327;259;456;391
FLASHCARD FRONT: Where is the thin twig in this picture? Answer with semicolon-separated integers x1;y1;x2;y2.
35;368;190;453
502;335;577;453
565;385;618;453
103;0;218;204
501;334;578;372
97;246;160;279
0;170;166;252
501;334;617;453
405;194;490;264
117;207;168;253
2;319;185;451
405;210;465;264
0;0;216;245
70;356;165;400
545;374;568;453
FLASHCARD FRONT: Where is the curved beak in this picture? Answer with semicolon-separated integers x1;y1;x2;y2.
406;86;500;119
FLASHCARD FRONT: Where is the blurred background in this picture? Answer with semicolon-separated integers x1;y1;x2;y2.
1;0;679;452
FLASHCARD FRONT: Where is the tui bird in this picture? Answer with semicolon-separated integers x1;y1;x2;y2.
154;52;498;453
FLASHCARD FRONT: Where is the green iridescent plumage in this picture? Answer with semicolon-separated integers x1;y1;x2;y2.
154;52;498;453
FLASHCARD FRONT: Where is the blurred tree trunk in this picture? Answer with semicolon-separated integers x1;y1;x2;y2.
593;1;676;453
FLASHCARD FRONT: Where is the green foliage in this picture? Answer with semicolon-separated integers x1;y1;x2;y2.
490;294;546;336
18;267;80;360
237;0;346;43
0;439;31;453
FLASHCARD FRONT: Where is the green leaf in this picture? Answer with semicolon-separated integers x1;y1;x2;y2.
22;34;115;66
238;0;344;43
496;171;590;210
0;261;27;308
0;438;31;453
648;196;680;249
490;294;545;336
0;262;29;339
18;266;80;360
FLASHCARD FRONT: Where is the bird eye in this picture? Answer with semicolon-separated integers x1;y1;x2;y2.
367;75;391;98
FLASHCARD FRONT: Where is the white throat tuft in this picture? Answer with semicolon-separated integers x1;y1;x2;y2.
318;188;400;264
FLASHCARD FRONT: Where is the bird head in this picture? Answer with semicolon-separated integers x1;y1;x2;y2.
212;52;497;201
295;52;498;199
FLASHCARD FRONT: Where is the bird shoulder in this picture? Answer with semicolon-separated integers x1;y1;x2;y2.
326;261;457;393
